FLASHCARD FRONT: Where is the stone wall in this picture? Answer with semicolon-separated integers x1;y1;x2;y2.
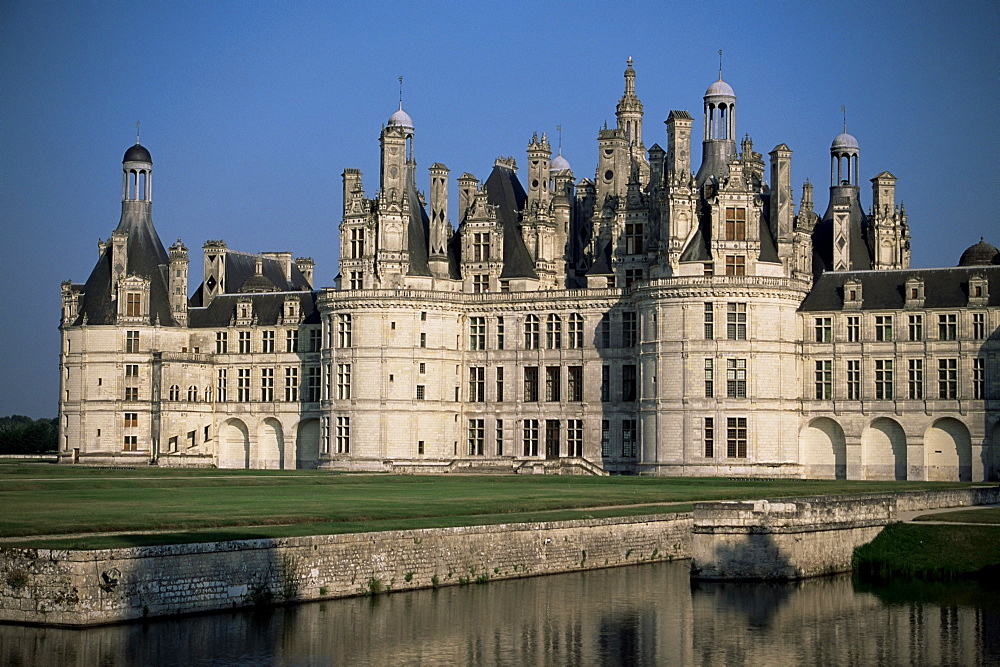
0;513;692;627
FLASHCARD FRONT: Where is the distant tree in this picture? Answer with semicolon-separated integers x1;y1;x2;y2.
0;416;58;454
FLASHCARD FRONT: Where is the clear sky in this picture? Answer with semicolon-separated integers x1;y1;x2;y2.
1;1;997;418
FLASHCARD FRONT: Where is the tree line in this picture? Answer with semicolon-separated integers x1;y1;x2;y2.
0;415;58;454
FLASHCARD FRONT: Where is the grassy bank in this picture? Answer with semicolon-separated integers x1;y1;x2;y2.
853;523;1000;581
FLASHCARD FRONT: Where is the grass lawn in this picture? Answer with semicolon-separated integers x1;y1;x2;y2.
854;523;1000;580
913;507;1000;524
0;462;986;549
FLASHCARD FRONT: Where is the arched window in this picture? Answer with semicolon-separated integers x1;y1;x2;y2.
546;314;562;349
169;385;179;401
568;314;584;349
524;315;539;350
188;385;198;402
204;386;213;403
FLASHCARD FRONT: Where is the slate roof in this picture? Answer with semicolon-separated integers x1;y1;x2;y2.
187;291;321;328
586;240;614;276
799;266;1000;312
482;164;538;280
812;187;872;275
223;252;311;294
405;163;432;277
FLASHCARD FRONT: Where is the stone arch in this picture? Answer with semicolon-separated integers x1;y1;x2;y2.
862;418;907;480
218;418;250;469
801;417;846;479
258;418;284;470
296;419;320;469
925;418;972;481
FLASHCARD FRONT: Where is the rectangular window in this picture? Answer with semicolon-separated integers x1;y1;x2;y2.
522;419;539;457
124;412;138;428
419;362;426;374
349;228;364;259
496;367;504;402
568;314;584;348
524;367;539;402
847;316;860;343
337;314;352;348
601;420;610;457
496;316;504;350
125;330;139;353
308;328;322;352
973;312;986;340
126;292;141;317
260;368;274;401
726;359;747;398
874;359;894;400
908;315;923;341
416;384;425;400
568;419;583;457
727;303;747;340
284;367;298;402
625;222;644;254
417;440;424;455
704;359;714;398
238;331;251;354
908;359;923;400
815;360;832;400
875;315;893;342
323;363;331;400
601;365;610;402
973;358;985;399
306;367;320;402
336;416;350;454
469;316;486;350
125;364;139;377
546;315;562;349
704;417;714;458
938;314;957;341
469;367;485;402
123;435;138;452
814;317;832;343
419;332;426;348
286;329;298;353
217;369;227;402
337;363;351;400
622;419;637;458
847;360;861;400
238;368;251;402
216;331;228;354
124;387;138;401
568;366;583;402
472;232;490;261
261;330;275;353
726;417;747;458
725;206;746;241
938;358;958;399
599;314;610;348
725;255;746;276
321;417;330;454
704;302;714;339
545;366;561;402
622;365;637;402
622;312;637;347
348;271;363;290
495;419;503;456
524;316;539;349
468;419;485;456
472;274;489;293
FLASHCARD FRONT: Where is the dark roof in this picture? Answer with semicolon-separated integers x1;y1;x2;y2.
405;163;432;277
758;193;780;263
680;214;712;262
482;164;538;280
585;240;614;276
220;252;311;294
123;143;152;163
799;266;1000;312
959;238;1000;266
187;291;321;328
812;186;872;276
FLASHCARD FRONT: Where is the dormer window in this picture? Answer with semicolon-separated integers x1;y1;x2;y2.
904;277;924;308
843;279;863;310
284;298;300;322
117;276;150;323
969;274;989;305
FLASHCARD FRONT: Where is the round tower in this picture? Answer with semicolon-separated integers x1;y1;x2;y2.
122;142;152;202
830;131;860;187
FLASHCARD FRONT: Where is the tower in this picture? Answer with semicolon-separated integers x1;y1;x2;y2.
428;162;451;279
375;104;416;286
869;171;910;269
616;57;644;150
815;128;871;274
695;76;737;186
168;239;189;326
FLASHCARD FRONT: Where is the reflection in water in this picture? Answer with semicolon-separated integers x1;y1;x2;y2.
2;561;995;665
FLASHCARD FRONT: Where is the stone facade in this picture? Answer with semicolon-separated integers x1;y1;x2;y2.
58;61;1000;479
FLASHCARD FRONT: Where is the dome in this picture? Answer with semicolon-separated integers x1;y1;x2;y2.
239;273;278;293
551;154;572;172
388;107;413;129
831;132;859;152
123;143;152;163
958;238;1000;266
705;78;735;98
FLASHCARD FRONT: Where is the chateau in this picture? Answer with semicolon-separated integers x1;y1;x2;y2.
59;62;999;480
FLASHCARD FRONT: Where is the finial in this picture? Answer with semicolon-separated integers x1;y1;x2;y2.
398;76;404;110
136;120;140;145
718;49;723;79
841;105;847;133
556;124;563;155
627;56;633;67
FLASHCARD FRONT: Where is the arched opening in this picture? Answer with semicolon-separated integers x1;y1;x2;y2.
218;419;250;469
925;418;972;481
258;418;284;470
296;419;320;469
801;417;846;479
138;171;146;200
862;418;906;480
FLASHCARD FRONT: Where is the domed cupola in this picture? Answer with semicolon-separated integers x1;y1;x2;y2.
122;135;153;203
695;62;738;187
551;153;571;172
388;106;414;130
830;126;860;187
123;143;152;164
958;238;1000;266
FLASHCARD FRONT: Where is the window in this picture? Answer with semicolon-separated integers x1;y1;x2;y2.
336;416;350;453
257;368;272;401
125;330;139;353
123;435;138;452
623;268;643;288
468;419;485;456
601;365;610;402
725;255;745;276
469;316;486;350
496;316;505;349
418;362;426;374
847;316;860;343
167;385;179;401
321;417;330;454
908;359;923;400
938;359;957;399
496;420;504;456
338;314;352;348
726;417;747;458
973;312;986;339
323;363;331;400
286;329;298;353
216;331;228;354
546;314;562;349
121;387;137;401
306;367;320;402
349;271;363;290
704;417;714;458
417;440;424;455
726;359;747;398
262;330;275;353
126;292;141;317
568;366;583;402
472;274;489;293
700;358;713;397
908;315;923;341
727;303;747;340
815;317;832;343
188;385;198;402
875;316;893;342
238;331;251;354
601;420;610;457
815;360;832;400
469;367;485;402
973;358;985;399
725;207;746;241
622;312;637;347
938;314;957;341
522;420;539;457
217;369;227;402
622;420;637;458
545;366;561;402
125;364;139;377
285;367;298;401
419;332;426;348
238;368;251;401
416;384;425;400
524;315;540;349
204;425;211;442
622;365;637;401
874;359;893;399
308;328;321;352
349;228;365;258
599;314;610;348
124;412;137;428
187;430;196;448
847;360;861;400
421;311;426;321
496;367;504;402
472;232;490;261
625;222;644;254
568;314;584;348
524;367;539;402
337;364;351;400
544;420;559;459
704;303;714;339
568;420;583;457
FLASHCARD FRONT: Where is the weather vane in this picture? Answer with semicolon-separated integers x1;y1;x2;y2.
841;105;847;132
718;49;723;79
398;76;404;109
136;120;140;144
556;124;563;153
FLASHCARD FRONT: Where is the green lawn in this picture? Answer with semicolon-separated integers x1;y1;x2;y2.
854;523;1000;580
0;463;985;549
913;507;1000;524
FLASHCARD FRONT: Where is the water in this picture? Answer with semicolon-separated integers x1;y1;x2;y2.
2;561;997;665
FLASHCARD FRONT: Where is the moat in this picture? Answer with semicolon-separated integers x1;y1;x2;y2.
3;560;995;665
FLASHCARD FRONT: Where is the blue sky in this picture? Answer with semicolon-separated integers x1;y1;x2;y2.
1;1;997;418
